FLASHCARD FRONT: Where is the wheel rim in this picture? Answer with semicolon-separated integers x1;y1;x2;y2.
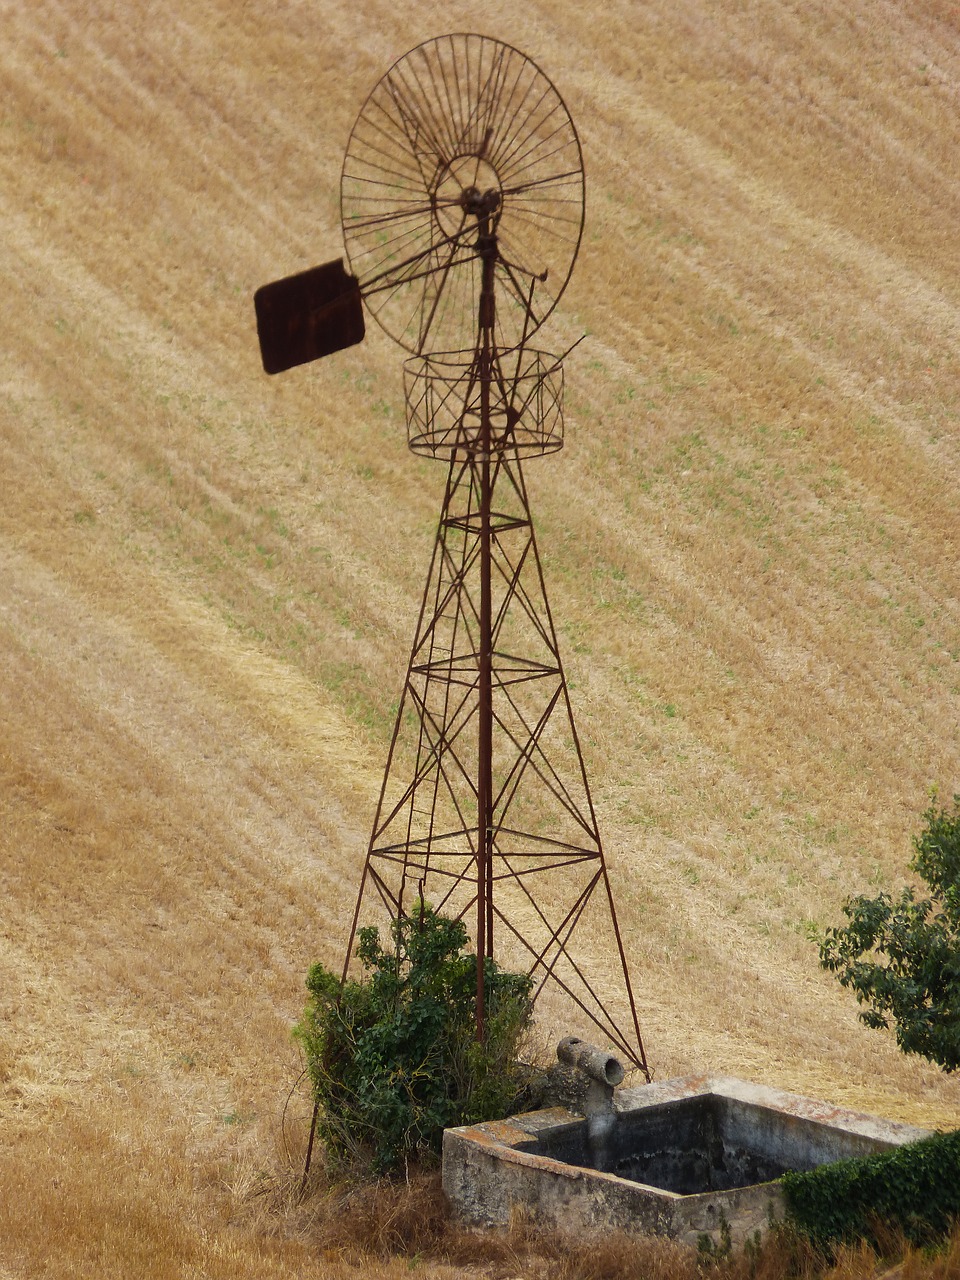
341;33;585;355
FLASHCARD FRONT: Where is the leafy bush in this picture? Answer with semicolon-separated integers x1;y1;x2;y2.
782;1130;960;1251
819;794;960;1071
294;906;534;1173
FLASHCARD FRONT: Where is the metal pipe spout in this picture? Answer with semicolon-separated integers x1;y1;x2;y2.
556;1036;625;1087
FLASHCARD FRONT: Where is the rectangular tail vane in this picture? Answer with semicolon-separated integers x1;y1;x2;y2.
254;257;365;374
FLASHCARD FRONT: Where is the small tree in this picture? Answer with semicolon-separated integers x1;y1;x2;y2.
295;905;534;1172
819;794;960;1072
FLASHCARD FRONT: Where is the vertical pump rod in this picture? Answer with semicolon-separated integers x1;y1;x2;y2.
475;196;499;1039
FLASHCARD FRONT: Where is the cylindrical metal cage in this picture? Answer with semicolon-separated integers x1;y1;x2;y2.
404;349;564;460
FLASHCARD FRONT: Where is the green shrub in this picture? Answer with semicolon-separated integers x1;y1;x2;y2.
294;905;534;1173
819;794;960;1071
782;1129;960;1251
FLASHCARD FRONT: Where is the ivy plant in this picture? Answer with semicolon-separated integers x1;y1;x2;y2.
782;1129;960;1250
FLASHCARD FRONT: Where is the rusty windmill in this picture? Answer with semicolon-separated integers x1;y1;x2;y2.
255;34;648;1074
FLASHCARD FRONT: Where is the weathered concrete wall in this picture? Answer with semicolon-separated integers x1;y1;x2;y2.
442;1076;931;1248
609;1095;789;1192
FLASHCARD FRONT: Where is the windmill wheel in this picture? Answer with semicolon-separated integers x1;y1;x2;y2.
341;33;585;356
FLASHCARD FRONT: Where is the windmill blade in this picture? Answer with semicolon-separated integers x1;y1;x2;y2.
341;34;584;356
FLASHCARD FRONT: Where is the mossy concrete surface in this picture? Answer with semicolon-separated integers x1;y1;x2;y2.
442;1077;931;1247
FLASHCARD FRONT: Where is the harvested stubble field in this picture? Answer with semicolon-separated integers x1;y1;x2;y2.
2;0;960;1276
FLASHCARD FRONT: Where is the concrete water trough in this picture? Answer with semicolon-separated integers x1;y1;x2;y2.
443;1046;930;1247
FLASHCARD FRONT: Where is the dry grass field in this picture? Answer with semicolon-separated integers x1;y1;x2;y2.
3;0;960;1275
